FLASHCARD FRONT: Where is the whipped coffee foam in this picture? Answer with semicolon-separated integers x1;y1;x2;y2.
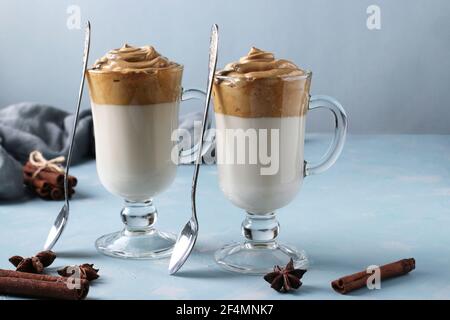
92;44;179;73
87;44;183;105
216;47;305;80
213;47;310;118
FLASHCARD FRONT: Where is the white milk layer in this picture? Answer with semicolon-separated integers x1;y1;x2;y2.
215;113;306;214
92;102;179;201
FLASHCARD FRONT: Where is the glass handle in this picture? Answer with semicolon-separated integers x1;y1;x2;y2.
178;88;214;164
304;95;348;176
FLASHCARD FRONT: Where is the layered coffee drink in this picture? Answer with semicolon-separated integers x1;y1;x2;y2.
86;44;205;259
213;47;311;214
87;44;183;201
213;47;347;274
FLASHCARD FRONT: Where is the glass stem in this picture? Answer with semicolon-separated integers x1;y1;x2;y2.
120;199;157;233
242;212;279;245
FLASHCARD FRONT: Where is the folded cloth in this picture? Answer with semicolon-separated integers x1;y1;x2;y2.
0;103;93;200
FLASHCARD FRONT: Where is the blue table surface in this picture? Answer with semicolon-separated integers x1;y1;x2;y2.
1;134;450;300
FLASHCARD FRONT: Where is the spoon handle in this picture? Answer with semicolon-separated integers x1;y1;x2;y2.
63;21;91;206
191;24;219;219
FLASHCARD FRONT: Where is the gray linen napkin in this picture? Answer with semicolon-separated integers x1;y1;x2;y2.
0;102;93;200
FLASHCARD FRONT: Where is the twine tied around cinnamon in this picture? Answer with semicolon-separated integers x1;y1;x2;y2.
29;151;66;179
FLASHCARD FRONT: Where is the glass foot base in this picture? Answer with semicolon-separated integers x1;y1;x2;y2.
95;228;176;259
215;242;308;275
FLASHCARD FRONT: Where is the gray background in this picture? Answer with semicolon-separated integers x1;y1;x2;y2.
0;0;449;133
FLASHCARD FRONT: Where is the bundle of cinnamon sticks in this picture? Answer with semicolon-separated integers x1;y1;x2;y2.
23;156;77;200
0;269;89;300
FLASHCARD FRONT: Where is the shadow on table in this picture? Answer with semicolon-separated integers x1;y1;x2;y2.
310;254;375;271
70;190;95;200
173;267;243;279
55;249;99;259
172;244;244;279
0;193;33;205
0;189;94;206
291;284;330;296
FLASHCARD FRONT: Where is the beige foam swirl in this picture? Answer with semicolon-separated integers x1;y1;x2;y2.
217;47;305;80
213;47;310;118
87;44;183;105
92;44;179;73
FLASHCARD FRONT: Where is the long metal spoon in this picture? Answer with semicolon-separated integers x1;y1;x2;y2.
44;21;91;250
169;24;219;275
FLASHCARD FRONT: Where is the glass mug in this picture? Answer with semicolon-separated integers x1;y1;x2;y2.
87;65;210;259
212;70;347;274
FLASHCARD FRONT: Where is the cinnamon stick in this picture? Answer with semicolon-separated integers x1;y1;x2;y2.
50;187;64;200
35;188;50;198
23;163;77;187
331;258;415;294
0;269;61;281
23;174;50;191
52;188;76;200
0;269;89;300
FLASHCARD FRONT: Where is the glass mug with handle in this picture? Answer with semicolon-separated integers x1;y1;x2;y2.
86;44;211;259
212;48;348;274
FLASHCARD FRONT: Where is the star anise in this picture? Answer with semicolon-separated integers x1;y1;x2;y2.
57;264;99;281
9;250;56;274
264;259;307;293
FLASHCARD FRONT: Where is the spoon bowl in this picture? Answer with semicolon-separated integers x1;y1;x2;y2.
168;220;198;274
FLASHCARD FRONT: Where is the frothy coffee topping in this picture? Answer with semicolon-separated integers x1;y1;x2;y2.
213;47;311;118
87;44;183;105
216;47;305;80
92;44;179;73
